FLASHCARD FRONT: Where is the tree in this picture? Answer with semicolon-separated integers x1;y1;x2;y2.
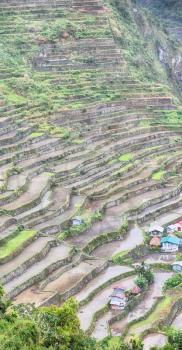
0;320;40;350
135;262;154;284
164;274;182;290
150;345;175;350
15;297;98;350
168;329;182;350
135;275;148;290
129;336;143;350
0;285;11;317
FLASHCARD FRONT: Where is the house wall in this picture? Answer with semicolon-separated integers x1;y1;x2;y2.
162;242;179;252
173;265;182;273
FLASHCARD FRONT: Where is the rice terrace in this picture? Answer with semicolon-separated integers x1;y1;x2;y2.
0;1;182;349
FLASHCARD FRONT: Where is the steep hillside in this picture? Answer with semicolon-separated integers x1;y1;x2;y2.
0;0;182;344
136;0;182;94
138;0;182;29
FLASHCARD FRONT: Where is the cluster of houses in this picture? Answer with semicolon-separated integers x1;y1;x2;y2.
149;220;182;253
148;221;182;274
110;284;141;310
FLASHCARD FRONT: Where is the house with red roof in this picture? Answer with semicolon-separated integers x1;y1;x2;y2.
131;286;141;295
150;236;161;247
174;221;182;232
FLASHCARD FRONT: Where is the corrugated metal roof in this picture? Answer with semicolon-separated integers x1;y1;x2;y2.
172;261;182;267
161;236;180;245
149;225;164;233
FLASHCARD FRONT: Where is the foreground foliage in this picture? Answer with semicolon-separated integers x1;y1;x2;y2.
0;286;182;349
163;274;182;290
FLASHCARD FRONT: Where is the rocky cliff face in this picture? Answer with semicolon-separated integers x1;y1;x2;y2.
136;0;182;97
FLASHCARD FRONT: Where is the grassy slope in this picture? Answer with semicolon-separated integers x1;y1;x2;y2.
0;230;37;260
127;287;182;337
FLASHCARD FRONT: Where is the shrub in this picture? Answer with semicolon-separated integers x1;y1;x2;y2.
135;275;148;290
164;274;182;290
168;329;182;350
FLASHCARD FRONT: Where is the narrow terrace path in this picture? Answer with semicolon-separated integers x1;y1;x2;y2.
86;162;158;196
7;174;27;191
0;236;56;282
136;192;182;221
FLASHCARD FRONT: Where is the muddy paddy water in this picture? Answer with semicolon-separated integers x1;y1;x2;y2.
7;243;71;297
92;226;144;259
13;259;104;306
171;311;182;330
143;333;167;350
92;311;113;339
75;265;133;303
111;272;173;336
78;276;135;332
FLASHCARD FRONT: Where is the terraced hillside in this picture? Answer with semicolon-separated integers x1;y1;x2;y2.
0;0;182;343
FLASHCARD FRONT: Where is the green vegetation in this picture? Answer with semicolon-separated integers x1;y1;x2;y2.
135;262;154;289
152;170;165;180
128;296;172;335
119;153;134;162
0;285;172;350
38;122;71;139
101;335;144;350
29;132;44;138
112;250;132;265
0;0;181;349
175;231;182;238
113;163;135;176
0;230;37;261
148;329;182;350
140;0;182;24
58;210;103;240
156;110;182;127
163;274;182;290
135;275;148;289
0;288;97;350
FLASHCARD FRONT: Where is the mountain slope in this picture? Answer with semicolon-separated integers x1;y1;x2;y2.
0;0;182;334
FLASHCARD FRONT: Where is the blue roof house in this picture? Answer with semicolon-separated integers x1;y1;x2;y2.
160;236;180;253
72;216;83;226
172;261;182;273
110;285;127;310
